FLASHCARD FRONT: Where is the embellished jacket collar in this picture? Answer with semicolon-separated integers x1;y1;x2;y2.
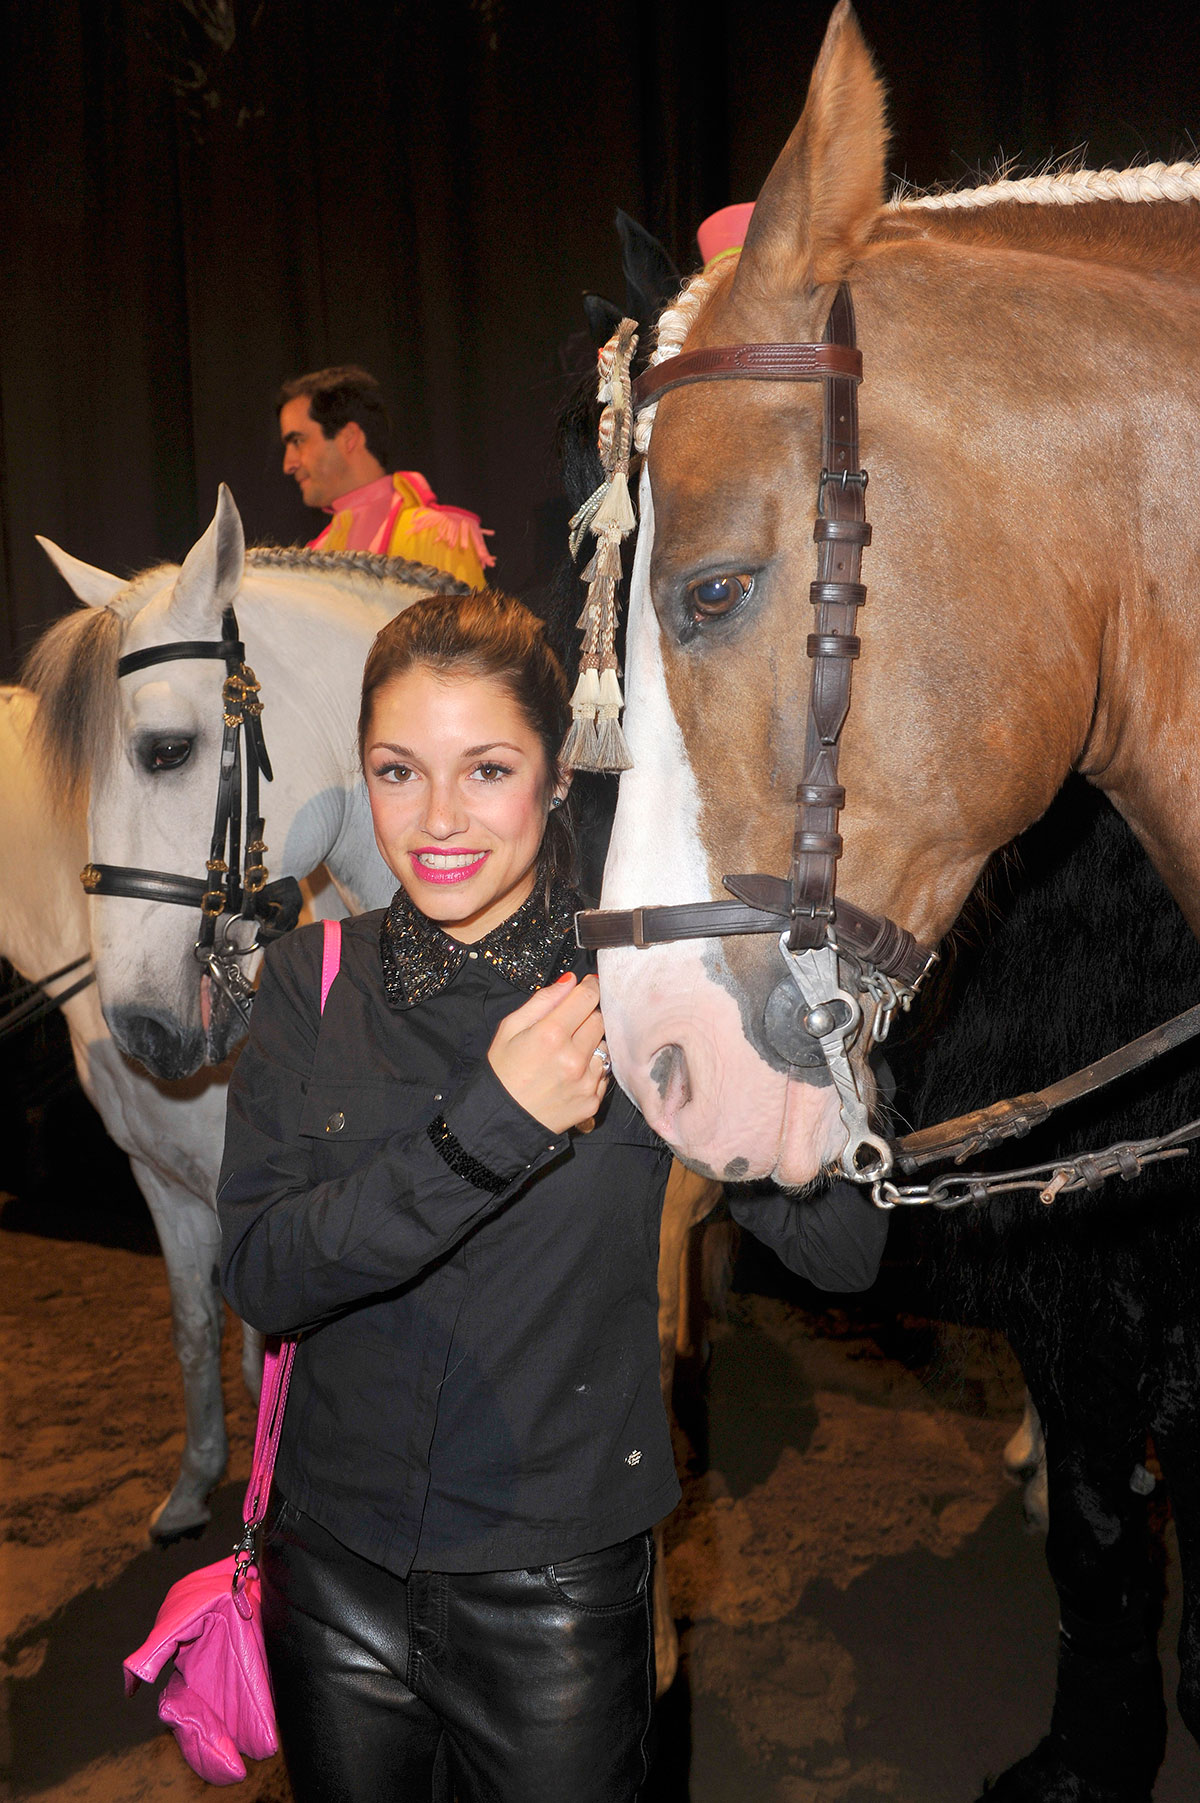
380;879;579;1009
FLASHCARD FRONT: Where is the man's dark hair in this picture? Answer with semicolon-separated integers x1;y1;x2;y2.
276;365;391;468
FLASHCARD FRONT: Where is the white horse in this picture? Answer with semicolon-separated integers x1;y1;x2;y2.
0;684;260;1538
16;500;465;1535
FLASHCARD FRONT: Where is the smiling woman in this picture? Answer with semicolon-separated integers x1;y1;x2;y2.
217;589;665;1803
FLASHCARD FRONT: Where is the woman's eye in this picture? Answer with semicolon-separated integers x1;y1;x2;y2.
374;763;412;783
473;762;513;783
685;573;754;622
143;737;193;771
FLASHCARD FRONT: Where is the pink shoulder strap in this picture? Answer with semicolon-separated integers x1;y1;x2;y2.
240;917;343;1535
320;916;342;1014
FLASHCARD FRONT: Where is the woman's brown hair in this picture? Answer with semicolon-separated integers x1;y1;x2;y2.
358;591;578;897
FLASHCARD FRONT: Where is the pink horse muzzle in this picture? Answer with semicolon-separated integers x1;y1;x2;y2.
599;942;847;1185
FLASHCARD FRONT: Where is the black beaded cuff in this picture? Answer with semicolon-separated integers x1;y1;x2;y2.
426;1114;512;1194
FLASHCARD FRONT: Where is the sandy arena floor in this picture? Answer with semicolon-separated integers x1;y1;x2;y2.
4;1193;1200;1803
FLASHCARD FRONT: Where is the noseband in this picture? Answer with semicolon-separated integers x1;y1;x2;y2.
80;606;301;1023
574;287;936;1180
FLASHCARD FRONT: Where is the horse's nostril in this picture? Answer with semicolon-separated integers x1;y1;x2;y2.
109;1008;204;1082
649;1044;691;1114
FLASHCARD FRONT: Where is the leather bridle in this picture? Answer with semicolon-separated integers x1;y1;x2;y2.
575;286;935;1180
80;606;301;1024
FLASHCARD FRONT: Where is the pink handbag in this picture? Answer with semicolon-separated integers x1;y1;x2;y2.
123;919;342;1784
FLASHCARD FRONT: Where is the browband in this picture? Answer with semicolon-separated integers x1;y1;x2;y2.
117;638;244;678
632;342;862;411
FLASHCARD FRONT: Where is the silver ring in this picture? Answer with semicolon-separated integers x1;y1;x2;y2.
592;1045;612;1075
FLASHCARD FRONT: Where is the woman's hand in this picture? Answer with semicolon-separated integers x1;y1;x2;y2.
487;973;608;1133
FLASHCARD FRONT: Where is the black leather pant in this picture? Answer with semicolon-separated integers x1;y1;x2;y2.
260;1496;656;1803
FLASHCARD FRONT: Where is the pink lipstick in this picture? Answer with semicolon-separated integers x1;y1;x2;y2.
409;847;489;886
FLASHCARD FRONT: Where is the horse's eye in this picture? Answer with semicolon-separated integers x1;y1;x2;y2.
144;737;193;771
686;573;753;621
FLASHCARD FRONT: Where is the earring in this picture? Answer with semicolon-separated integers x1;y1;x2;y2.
549;796;563;810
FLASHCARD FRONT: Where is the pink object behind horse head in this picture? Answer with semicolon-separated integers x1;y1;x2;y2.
696;202;754;267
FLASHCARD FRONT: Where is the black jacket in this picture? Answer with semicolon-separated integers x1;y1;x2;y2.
218;895;887;1578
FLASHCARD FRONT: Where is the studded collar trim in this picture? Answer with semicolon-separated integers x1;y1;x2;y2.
380;878;579;1009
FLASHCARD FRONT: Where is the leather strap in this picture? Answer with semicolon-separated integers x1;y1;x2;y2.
577;877;931;990
79;864;301;936
0;966;97;1043
895;995;1200;1171
117;637;243;678
81;864;210;907
2;953;90;998
787;286;869;951
319;916;343;1014
241;1338;296;1529
633;340;862;409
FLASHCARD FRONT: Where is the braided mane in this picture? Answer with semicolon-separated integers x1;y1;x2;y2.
245;544;471;596
891;158;1200;213
24;547;472;805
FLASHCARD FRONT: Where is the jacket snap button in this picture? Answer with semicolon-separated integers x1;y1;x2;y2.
326;1111;345;1134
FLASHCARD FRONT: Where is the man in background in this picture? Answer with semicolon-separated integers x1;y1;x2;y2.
278;365;493;587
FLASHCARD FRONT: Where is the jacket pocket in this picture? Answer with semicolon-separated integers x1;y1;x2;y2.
546;1532;653;1612
296;1079;430;1144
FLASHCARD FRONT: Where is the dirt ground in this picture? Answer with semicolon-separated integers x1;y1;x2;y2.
4;1198;1200;1803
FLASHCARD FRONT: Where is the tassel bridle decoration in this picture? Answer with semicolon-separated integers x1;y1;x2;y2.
562;318;640;773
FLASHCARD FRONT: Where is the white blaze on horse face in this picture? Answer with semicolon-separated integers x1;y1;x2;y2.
599;468;844;1186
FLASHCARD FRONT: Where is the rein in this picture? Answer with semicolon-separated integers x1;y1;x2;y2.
80;605;300;1024
0;955;96;1044
571;286;1200;1205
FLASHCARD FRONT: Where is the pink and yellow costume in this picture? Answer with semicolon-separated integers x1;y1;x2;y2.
309;471;494;589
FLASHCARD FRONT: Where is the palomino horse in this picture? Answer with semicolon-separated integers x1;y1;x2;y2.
26;496;717;1686
592;1;1200;1790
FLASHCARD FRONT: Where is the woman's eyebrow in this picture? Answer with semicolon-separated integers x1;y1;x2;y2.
367;741;525;758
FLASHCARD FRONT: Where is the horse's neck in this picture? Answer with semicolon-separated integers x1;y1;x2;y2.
869;234;1200;928
236;574;398;913
326;785;396;913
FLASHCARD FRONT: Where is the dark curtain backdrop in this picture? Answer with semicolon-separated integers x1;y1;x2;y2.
4;0;1200;675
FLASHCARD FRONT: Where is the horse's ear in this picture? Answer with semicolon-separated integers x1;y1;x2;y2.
615;211;681;328
731;1;887;301
35;537;125;608
583;293;625;348
169;485;245;636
